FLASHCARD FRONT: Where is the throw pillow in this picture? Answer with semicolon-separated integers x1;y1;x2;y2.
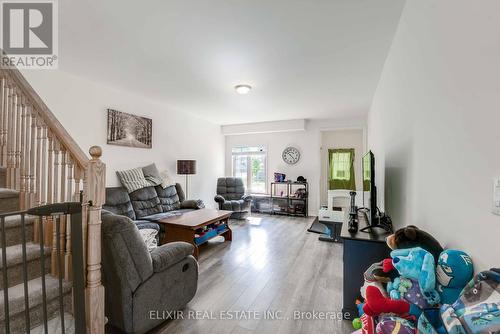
116;167;151;193
142;163;163;186
138;228;158;252
160;170;176;189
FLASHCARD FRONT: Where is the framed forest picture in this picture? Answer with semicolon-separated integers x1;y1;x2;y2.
107;109;152;148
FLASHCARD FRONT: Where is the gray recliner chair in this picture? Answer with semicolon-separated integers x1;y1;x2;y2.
214;177;253;219
101;210;198;334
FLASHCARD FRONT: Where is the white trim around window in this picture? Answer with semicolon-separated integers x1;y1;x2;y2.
231;146;268;194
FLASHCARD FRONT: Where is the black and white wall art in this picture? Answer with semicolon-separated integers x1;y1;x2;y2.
107;109;152;148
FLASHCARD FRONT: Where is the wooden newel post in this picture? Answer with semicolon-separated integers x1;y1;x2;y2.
84;146;105;334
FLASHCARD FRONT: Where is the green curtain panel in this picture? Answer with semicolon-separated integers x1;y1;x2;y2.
328;148;356;190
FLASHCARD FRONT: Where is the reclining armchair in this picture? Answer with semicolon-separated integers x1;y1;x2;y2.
101;211;198;334
214;177;253;219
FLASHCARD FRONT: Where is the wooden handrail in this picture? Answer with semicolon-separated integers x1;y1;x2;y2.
0;66;88;169
84;146;106;334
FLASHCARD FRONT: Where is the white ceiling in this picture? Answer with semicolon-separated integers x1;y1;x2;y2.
59;0;405;125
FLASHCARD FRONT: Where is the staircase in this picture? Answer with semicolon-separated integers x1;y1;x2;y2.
0;61;106;333
0;167;18;214
0;171;73;333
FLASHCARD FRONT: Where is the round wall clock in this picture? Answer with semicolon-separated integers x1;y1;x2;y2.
282;146;301;165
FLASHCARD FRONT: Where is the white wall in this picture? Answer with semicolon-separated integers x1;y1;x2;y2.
368;0;500;270
224;118;366;215
320;129;364;206
22;70;225;207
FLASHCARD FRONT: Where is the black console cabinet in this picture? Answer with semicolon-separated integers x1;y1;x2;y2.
340;220;391;320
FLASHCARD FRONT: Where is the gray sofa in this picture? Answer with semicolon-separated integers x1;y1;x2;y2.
214;177;252;219
102;210;198;334
103;183;203;239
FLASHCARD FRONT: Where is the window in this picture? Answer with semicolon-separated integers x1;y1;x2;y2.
232;146;267;194
329;148;356;190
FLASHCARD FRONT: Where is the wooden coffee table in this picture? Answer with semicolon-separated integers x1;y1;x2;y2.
158;208;232;259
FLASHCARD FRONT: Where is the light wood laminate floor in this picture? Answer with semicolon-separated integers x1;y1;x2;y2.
153;214;351;334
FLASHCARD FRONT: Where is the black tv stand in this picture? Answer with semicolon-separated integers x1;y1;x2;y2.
318;220;343;243
360;224;392;233
357;206;393;233
340;218;391;320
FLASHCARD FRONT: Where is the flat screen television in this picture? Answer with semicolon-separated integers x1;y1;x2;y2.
362;151;378;229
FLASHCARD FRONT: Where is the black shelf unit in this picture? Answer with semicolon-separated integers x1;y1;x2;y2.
270;181;308;217
250;194;273;214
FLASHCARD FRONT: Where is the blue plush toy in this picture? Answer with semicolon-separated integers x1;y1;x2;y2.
388;277;434;312
419;268;500;334
391;247;441;305
436;249;473;304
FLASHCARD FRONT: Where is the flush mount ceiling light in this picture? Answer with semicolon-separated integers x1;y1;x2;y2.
234;84;252;94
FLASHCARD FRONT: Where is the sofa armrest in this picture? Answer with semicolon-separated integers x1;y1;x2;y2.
242;194;253;202
214;195;226;204
150;242;194;273
181;199;205;209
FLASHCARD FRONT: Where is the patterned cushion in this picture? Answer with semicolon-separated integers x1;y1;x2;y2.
142;163;163;186
155;185;181;211
160;170;176;189
138;228;158;252
116;168;150;193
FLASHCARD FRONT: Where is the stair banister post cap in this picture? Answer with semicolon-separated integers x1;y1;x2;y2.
89;146;102;159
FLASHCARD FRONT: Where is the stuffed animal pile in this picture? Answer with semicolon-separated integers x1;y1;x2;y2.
351;225;500;334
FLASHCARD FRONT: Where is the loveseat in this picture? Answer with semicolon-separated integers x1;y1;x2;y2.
103;183;203;239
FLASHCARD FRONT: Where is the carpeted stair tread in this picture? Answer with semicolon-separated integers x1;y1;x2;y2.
0;275;72;320
0;242;51;269
0;215;35;247
0;188;19;199
31;312;75;334
0;188;20;214
0;214;35;229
